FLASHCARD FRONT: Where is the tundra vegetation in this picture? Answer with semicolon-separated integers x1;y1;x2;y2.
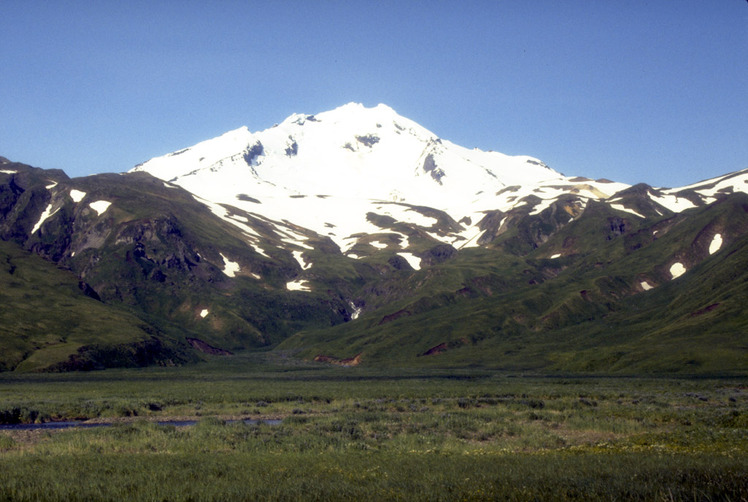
3;161;748;376
0;354;745;501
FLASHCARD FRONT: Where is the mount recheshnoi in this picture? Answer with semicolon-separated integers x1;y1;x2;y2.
1;103;746;373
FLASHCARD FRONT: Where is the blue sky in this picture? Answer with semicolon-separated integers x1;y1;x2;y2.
1;1;746;187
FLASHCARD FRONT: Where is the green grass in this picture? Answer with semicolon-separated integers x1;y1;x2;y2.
1;449;744;501
0;361;745;500
279;199;748;375
4;163;748;375
0;240;195;372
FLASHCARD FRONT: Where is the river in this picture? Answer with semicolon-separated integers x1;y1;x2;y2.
0;418;282;431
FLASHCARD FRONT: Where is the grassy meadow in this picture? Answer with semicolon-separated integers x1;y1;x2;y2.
0;355;745;500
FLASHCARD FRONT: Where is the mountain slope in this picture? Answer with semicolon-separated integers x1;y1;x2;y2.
131;103;631;253
0;159;368;370
1;103;747;374
279;193;748;374
0;238;195;371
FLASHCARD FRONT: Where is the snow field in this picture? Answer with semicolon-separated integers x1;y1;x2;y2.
69;189;86;202
219;253;240;277
292;250;312;270
349;301;362;320
129;102;748;267
89;200;112;215
609;203;645;218
649;192;696;212
669;262;687;280
397;252;421;270
286;279;311;292
132;103;594;253
32;204;59;234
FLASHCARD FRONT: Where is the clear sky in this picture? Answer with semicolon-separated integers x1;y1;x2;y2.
1;1;746;187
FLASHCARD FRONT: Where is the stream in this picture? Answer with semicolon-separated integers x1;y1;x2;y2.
0;418;282;431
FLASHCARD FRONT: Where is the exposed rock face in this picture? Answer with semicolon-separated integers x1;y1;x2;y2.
186;338;233;356
2;104;748;373
314;353;362;366
243;141;265;166
421;153;445;185
0;161;359;371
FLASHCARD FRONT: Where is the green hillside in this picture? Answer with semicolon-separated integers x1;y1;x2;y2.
0;239;195;371
1;158;747;374
279;195;748;375
0;161;371;370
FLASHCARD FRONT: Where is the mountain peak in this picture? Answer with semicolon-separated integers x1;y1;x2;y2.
302;102;419;134
130;103;633;251
6;105;748;375
331;102;396;114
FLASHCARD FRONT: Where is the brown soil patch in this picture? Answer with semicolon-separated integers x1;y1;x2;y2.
314;353;362;366
186;337;233;355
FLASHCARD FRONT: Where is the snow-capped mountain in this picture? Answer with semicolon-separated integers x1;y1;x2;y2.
132;103;634;252
133;103;748;260
2;104;747;373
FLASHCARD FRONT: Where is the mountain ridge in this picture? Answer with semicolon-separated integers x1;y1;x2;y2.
131;103;631;254
0;104;746;373
130;103;744;255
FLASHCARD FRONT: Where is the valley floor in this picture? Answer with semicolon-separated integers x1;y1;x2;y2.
0;358;745;500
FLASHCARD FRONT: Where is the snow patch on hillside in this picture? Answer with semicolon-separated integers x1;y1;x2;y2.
251;244;269;258
292;250;312;270
709;234;723;255
201;199;261;238
228;214;249;223
610;203;645;218
69;189;86;202
32;204;59;234
696;193;717;205
200;309;209;318
398;252;421;270
220;253;240;277
649;190;697;212
89;200;112;215
650;193;697;212
286;279;311;291
349;301;362;320
0;170;17;174
395;233;410;249
454;224;484;249
669;262;686;279
280;229;314;249
640;281;654;291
